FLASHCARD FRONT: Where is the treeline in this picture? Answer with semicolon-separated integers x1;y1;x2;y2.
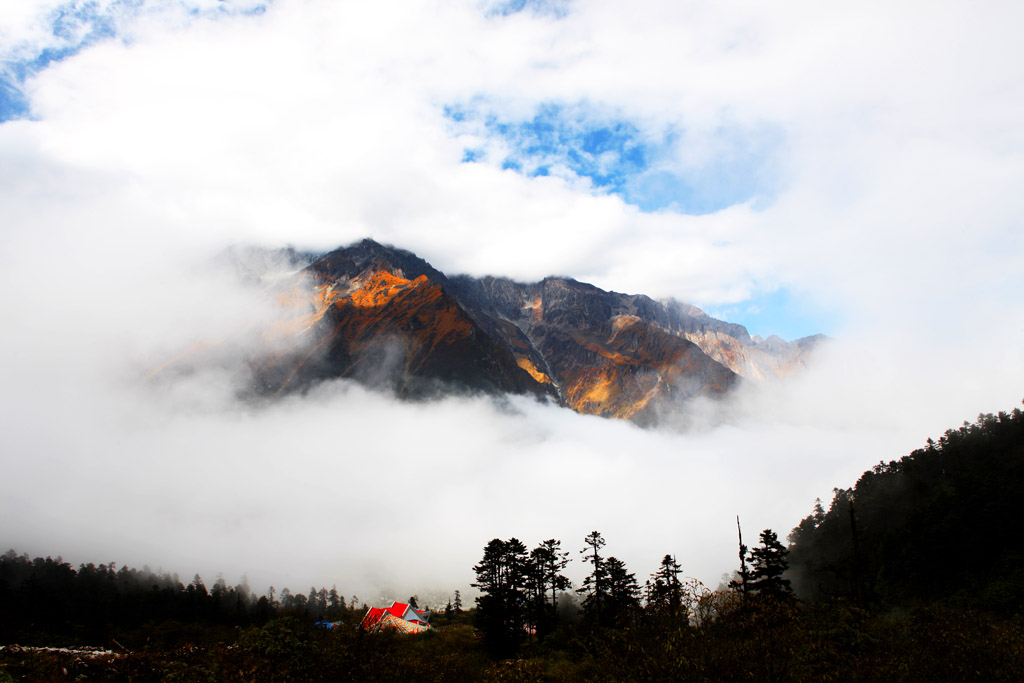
0;551;354;646
788;404;1024;612
471;528;791;657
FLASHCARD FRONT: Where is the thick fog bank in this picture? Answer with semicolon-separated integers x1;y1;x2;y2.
2;262;1017;601
2;0;1022;602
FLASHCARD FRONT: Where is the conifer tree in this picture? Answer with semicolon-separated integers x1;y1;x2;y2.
579;531;608;622
749;529;793;599
604;556;640;625
190;574;208;596
812;498;826;526
528;539;571;638
327;586;343;618
309;586;323;617
472;538;530;656
646;554;684;616
532;539;571;607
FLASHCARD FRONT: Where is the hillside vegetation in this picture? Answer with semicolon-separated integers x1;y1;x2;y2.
788;404;1024;612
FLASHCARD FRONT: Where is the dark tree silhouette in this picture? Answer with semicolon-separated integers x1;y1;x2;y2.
749;529;792;599
472;538;530;657
788;405;1024;612
646;554;684;617
528;539;571;638
0;550;337;645
579;531;607;622
728;516;751;597
604;556;640;625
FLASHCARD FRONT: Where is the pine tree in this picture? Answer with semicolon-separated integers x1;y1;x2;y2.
472;538;530;657
749;529;793;599
212;574;227;599
308;587;322;617
579;531;607;622
444;599;454;623
190;574;207;596
528;539;571;639
646;554;684;617
534;539;571;609
327;585;343;618
812;498;826;526
604;556;640;625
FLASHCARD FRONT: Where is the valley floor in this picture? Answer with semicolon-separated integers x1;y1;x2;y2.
3;602;1023;682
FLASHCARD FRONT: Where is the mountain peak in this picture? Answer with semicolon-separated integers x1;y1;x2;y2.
309;239;449;289
192;239;823;424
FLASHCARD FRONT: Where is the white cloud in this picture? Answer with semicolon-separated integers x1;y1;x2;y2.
1;0;1022;599
0;335;929;600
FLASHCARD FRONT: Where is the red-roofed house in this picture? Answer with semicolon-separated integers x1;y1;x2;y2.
361;601;432;631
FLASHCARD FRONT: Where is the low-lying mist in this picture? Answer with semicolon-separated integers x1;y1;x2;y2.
4;249;1013;608
2;0;1022;614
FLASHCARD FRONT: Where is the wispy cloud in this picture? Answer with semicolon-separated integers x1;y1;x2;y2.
0;0;270;120
0;0;1022;599
446;99;781;214
446;101;652;195
483;0;572;20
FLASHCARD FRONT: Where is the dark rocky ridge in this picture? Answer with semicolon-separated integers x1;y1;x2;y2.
218;239;824;422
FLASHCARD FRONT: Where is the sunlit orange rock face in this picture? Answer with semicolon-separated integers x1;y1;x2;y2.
225;239;822;423
245;241;557;401
555;318;737;421
447;275;748;424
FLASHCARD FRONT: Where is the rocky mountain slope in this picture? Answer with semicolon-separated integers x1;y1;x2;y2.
206;239;824;422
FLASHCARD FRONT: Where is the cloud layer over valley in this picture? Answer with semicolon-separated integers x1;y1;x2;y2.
1;0;1022;600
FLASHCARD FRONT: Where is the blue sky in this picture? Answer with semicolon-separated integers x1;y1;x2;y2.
445;100;780;216
0;78;29;121
709;288;837;342
444;99;811;338
0;0;825;340
1;0;127;122
486;0;571;19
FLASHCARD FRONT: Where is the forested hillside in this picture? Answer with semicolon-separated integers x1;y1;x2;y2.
0;551;355;647
788;404;1024;612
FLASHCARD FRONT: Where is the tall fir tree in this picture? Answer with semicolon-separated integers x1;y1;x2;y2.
749;529;793;600
472;538;530;657
646;554;684;617
604;556;640;625
528;539;571;639
579;531;608;623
